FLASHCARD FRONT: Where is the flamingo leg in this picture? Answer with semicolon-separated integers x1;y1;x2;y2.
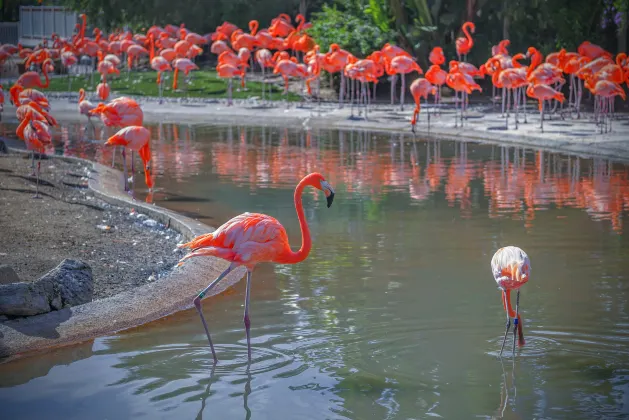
400;73;406;111
111;146;117;168
499;290;511;357
122;148;129;192
513;289;523;356
522;87;527;123
193;263;236;363
228;78;233;106
130;150;135;181
505;88;510;129
244;270;253;361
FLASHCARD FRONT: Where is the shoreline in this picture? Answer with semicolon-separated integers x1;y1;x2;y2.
3;95;629;162
0;149;247;361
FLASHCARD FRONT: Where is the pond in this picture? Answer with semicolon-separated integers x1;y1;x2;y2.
1;121;629;419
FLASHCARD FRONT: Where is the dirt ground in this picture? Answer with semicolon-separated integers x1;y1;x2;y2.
0;151;185;300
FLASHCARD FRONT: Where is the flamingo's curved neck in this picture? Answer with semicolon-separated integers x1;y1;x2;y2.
527;50;542;78
79;90;85;102
463;23;473;45
491;60;501;86
284;178;313;264
149;35;155;61
42;63;50;88
79;16;87;42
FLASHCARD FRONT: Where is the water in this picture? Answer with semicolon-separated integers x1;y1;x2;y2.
1;121;629;419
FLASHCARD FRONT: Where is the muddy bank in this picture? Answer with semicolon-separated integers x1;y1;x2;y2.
0;150;246;360
0;151;184;300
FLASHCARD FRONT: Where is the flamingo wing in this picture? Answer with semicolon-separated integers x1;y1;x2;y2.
179;212;289;265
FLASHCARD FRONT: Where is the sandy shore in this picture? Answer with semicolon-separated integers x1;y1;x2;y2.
0;148;246;360
0;152;184;299
3;94;629;162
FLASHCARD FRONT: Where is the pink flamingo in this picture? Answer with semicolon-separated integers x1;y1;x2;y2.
491;246;530;357
177;172;335;362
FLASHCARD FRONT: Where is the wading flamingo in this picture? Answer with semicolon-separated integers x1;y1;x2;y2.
491;246;530;357
409;78;436;132
177;172;336;363
16;58;54;89
78;88;96;126
89;96;144;166
96;81;110;101
105;126;154;193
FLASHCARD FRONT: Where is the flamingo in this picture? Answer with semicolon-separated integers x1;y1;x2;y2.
255;48;275;102
409;78;436;132
491;246;530;357
456;22;475;61
16;58;54;89
89;96;144;167
78;88;96;126
589;80;626;133
526;83;565;132
61;51;78;90
9;85;50;113
217;63;244;106
105;126;154;193
151;56;172;102
16;113;53;198
426;64;448;112
386;56;423;111
96;81;110;101
176;172;335;362
172;58;199;91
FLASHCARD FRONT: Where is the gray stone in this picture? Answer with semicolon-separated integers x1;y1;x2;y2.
0;282;51;316
0;259;93;317
0;265;21;285
38;259;93;309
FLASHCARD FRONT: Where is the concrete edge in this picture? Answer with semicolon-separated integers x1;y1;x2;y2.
0;145;246;361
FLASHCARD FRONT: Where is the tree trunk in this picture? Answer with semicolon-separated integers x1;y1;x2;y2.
502;0;510;40
299;0;307;17
467;0;476;21
619;12;628;55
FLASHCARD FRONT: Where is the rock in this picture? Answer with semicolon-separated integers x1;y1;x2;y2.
0;282;51;316
142;219;157;228
0;265;21;285
38;259;93;309
0;259;93;317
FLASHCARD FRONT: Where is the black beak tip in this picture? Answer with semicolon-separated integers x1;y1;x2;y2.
326;193;334;208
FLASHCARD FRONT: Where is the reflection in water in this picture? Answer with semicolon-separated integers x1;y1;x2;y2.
5;118;626;232
1;121;629;419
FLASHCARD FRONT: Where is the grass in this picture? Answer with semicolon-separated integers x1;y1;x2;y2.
46;69;303;102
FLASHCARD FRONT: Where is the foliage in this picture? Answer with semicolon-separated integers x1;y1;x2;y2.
307;3;395;56
52;0;627;59
46;70;302;101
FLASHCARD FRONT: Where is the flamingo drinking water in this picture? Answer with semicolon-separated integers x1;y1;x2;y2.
491;246;530;357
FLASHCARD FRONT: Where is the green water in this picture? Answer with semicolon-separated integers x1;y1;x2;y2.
1;123;629;419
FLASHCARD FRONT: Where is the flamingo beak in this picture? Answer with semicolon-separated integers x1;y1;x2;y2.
321;180;335;208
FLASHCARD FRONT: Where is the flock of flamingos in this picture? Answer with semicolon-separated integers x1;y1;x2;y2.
0;12;625;361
